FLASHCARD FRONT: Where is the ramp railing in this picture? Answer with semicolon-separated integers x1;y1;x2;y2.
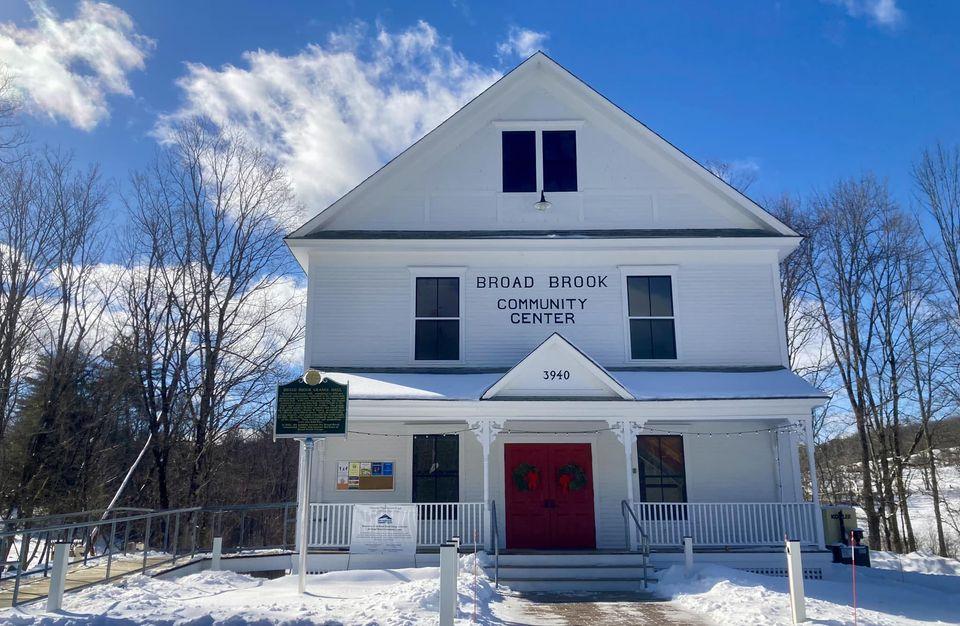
0;502;296;608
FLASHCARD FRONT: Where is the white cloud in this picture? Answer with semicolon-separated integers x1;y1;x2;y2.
157;21;500;217
0;0;153;130
496;26;549;60
827;0;904;28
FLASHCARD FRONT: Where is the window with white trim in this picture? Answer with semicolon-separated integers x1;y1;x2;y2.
414;277;460;361
626;276;676;359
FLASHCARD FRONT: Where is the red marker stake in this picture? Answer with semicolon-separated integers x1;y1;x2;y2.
850;530;857;626
473;529;478;623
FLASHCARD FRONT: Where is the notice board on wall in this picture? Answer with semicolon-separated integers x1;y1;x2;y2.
336;460;395;491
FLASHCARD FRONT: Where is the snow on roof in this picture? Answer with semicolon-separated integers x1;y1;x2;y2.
321;368;825;401
322;372;502;400
611;368;826;401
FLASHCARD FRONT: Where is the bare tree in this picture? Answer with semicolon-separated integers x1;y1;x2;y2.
807;176;891;547
160;119;303;505
119;164;195;509
706;159;759;194
3;149;112;520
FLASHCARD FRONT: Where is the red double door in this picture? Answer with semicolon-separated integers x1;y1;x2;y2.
504;443;596;549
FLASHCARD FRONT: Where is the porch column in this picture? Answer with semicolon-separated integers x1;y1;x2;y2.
471;419;503;550
803;416;826;548
610;419;643;550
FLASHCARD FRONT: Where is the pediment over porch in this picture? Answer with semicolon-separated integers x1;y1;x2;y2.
481;333;633;400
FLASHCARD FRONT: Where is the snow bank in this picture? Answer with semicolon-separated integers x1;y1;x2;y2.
654;560;960;626
872;550;960;576
0;554;496;625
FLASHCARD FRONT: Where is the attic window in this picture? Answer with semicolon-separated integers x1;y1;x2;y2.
502;131;536;192
542;130;577;192
502;129;578;194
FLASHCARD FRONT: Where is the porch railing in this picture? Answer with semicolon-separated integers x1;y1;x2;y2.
308;503;485;549
633;502;820;547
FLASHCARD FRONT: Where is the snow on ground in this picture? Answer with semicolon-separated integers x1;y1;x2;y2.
3;552;960;625
0;555;496;625
872;549;960;576
654;558;960;626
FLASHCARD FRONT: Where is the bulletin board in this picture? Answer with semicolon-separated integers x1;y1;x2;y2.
336;460;396;491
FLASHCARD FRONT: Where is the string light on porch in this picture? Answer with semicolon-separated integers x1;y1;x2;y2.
635;421;806;438
339;421;806;438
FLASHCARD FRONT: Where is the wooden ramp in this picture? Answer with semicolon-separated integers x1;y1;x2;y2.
0;555;180;608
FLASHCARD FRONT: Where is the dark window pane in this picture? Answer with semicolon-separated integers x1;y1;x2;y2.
414;477;436;502
415;320;437;360
650;319;677;359
413;436;434;473
416;278;438;317
543;130;577;192
644;487;664;503
660;486;684;503
415;320;460;361
436;278;459;317
627;277;651;317
502;131;536;192
637;436;662;475
435;436;459;470
436;320;459;360
659;436;685;475
630;319;653;359
436;476;459;502
649;276;673;316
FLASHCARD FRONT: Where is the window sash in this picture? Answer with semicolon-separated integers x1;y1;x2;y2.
413;435;459;516
637;435;686;504
414;277;461;361
627;275;676;360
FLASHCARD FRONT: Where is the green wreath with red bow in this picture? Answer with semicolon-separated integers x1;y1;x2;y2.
557;464;588;492
512;463;540;491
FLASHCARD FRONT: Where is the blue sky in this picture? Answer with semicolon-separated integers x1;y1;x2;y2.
1;0;957;231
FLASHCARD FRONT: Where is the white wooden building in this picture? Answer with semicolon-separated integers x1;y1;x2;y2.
285;52;828;574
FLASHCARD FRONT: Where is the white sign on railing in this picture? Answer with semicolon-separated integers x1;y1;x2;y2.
350;504;418;556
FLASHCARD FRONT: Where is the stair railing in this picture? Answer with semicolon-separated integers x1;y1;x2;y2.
489;499;500;588
621;499;651;589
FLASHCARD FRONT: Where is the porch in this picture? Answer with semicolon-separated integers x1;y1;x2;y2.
305;501;823;551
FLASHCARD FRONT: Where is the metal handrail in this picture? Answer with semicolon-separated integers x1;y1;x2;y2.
621;500;651;589
0;502;297;608
0;508;153;530
489;499;500;588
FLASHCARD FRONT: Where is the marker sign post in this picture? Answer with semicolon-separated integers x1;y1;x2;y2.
275;372;348;595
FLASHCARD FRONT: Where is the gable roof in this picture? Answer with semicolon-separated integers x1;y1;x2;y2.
481;333;634;400
287;51;798;240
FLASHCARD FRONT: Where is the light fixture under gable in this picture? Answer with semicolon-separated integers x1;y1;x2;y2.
533;190;551;212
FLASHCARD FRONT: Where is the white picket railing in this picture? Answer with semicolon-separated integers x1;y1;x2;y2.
632;502;820;547
308;502;485;549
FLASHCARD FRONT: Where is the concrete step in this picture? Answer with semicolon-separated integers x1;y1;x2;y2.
490;552;652;567
494;577;657;592
487;565;656;579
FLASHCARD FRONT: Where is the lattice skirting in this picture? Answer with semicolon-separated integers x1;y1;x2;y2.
740;567;823;580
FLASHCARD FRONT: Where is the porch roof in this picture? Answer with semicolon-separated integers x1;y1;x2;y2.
318;367;826;402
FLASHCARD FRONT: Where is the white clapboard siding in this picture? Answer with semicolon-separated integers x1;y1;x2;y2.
308;257;783;369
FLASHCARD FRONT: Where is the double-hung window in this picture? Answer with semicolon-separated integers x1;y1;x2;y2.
413;434;459;519
414;277;460;361
636;435;687;503
626;275;677;360
501;129;577;193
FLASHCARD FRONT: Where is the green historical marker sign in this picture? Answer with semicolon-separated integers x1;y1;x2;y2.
274;376;348;439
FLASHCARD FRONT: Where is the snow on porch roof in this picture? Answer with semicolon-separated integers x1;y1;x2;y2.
319;368;826;401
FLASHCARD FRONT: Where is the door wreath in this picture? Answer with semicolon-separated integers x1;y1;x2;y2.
557;464;588;492
512;463;540;491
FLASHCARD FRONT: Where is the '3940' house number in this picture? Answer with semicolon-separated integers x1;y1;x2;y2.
543;370;571;381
